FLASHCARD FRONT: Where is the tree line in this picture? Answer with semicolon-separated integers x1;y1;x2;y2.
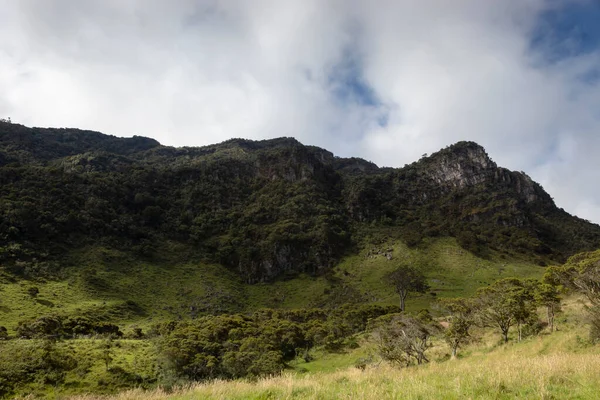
374;252;600;366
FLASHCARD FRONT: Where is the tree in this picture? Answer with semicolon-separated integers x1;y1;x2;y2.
439;298;474;358
16;315;63;339
221;337;284;378
547;252;600;340
27;286;39;298
534;279;561;333
38;339;78;388
99;337;114;371
475;278;534;343
372;314;437;366
386;265;430;312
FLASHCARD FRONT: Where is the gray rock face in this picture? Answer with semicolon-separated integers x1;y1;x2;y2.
425;143;496;189
422;142;545;204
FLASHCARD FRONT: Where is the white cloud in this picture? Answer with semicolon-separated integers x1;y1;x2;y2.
1;0;600;223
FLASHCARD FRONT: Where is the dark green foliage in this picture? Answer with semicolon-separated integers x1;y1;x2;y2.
1;125;598;285
0;339;77;397
474;278;537;343
1;123;598;395
16;315;122;339
157;305;396;382
0;127;351;283
16;315;64;339
27;286;39;298
548;250;600;341
126;327;144;339
342;142;600;261
1;305;396;395
222;338;285;378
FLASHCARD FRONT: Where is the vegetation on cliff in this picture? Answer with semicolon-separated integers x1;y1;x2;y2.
1;121;599;283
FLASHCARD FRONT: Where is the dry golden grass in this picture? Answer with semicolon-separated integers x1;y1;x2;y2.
64;339;600;400
42;298;597;400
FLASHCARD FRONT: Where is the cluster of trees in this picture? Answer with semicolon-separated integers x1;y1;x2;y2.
0;305;399;397
456;277;559;345
375;271;562;365
343;142;600;260
2;249;600;397
546;249;600;341
156;305;398;382
0;335;153;398
0;128;350;282
375;251;600;368
14;315;122;339
0;339;78;397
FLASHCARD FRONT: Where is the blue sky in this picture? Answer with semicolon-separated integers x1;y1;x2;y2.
1;0;600;223
532;1;600;62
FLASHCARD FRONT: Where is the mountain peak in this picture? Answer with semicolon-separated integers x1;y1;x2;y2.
417;141;496;190
433;141;494;166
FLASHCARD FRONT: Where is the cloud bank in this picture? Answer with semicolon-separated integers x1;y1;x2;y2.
1;0;600;222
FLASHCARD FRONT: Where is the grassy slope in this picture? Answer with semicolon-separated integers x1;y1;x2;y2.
3;338;157;398
62;299;600;400
0;237;545;334
153;351;600;400
332;237;545;310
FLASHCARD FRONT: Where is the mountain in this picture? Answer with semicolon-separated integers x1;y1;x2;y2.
1;120;599;284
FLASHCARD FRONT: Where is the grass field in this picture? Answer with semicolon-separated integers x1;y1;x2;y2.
63;317;600;400
2;283;594;399
94;354;600;400
0;235;547;398
332;237;545;311
0;237;545;335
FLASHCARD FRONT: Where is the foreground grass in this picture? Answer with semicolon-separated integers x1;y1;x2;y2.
8;298;595;399
68;349;600;400
65;306;600;400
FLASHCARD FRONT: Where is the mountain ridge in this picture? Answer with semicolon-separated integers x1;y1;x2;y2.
0;121;599;283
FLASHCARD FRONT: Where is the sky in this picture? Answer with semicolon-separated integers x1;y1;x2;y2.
1;0;600;223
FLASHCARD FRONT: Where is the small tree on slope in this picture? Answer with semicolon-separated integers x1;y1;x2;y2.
386;265;430;312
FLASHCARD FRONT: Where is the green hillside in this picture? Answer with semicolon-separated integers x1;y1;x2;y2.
2;292;597;399
95;331;600;400
1;122;600;398
0;237;544;335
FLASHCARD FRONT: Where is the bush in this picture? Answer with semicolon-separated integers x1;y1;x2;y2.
372;314;438;366
0;327;7;340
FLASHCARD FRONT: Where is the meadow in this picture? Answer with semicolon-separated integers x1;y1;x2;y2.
0;237;545;336
64;326;600;399
6;297;589;400
0;237;559;398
